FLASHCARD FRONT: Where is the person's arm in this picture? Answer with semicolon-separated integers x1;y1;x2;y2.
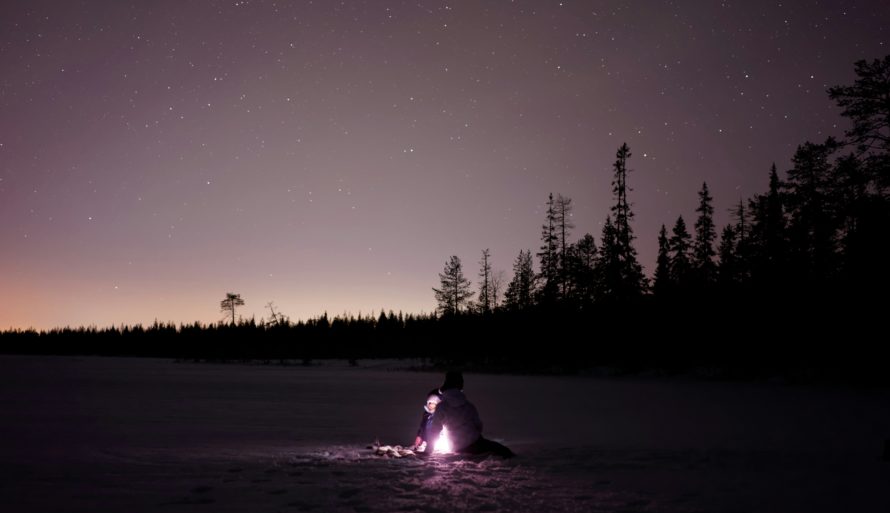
416;411;430;436
415;411;430;446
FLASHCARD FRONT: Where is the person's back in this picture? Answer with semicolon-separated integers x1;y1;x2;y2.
429;370;514;458
431;388;482;451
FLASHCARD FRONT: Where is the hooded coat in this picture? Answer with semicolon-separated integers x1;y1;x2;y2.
415;389;441;444
428;388;482;451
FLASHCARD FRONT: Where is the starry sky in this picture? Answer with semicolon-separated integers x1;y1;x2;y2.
1;1;887;330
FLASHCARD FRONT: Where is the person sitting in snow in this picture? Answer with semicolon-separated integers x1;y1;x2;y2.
413;389;441;451
428;371;514;458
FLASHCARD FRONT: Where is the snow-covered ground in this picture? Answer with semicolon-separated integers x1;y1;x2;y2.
1;355;888;512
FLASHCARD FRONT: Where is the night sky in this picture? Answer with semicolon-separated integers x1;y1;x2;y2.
1;1;887;330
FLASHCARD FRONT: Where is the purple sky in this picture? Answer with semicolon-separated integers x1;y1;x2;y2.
1;1;887;330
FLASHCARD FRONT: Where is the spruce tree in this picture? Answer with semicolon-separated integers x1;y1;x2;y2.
570;233;597;304
606;143;647;298
653;224;671;296
505;250;536;311
669;216;693;292
748;164;788;288
555;194;575;297
717;224;739;289
784;140;840;284
731;199;752;284
477;248;493;314
594;216;620;299
537;193;560;303
693;182;717;286
432;256;474;315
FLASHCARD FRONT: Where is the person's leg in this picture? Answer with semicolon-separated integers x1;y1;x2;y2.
459;437;515;458
482;438;515;458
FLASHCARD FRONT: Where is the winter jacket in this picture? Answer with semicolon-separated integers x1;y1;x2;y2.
417;411;434;443
415;388;441;443
428;389;482;451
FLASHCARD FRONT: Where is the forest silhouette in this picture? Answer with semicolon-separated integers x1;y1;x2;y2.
3;56;888;384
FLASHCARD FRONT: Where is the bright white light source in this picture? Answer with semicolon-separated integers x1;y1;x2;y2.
434;426;453;454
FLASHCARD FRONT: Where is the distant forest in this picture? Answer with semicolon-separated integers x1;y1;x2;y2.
3;56;888;384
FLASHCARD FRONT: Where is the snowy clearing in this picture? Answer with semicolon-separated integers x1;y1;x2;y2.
1;356;888;512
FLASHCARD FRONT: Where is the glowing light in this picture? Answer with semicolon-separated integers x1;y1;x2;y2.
434;426;453;454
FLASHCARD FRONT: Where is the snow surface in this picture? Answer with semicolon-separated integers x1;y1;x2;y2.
1;355;888;512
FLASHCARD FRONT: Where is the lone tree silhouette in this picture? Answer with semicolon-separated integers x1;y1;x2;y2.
433;255;474;316
477;248;493;314
537;193;560;304
220;292;245;325
693;182;717;287
598;143;647;299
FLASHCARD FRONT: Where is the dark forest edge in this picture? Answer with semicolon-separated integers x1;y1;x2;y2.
2;56;889;386
0;295;884;384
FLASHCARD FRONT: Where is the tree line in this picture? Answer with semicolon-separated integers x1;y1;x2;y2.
434;55;889;314
2;55;888;383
